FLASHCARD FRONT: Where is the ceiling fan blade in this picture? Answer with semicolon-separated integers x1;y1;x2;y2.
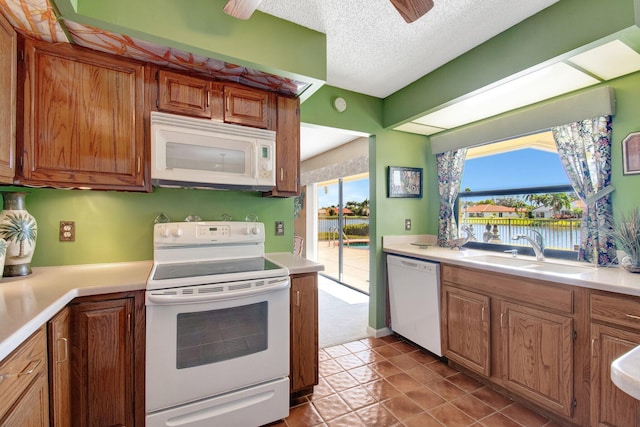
389;0;434;23
223;0;264;20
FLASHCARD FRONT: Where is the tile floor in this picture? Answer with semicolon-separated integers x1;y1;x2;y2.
270;334;561;427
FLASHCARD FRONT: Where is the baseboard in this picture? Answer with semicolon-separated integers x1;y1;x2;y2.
367;326;392;338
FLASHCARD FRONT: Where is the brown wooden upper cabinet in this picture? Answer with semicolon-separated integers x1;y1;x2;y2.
223;86;275;129
0;13;16;184
155;69;275;130
156;69;222;119
265;96;300;197
18;38;147;191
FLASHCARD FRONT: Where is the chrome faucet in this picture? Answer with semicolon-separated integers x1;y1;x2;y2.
513;229;545;261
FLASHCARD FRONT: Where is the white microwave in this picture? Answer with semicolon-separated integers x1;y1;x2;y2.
150;111;276;191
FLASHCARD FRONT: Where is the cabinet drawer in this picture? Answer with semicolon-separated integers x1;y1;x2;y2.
591;292;640;330
441;264;574;313
0;326;47;417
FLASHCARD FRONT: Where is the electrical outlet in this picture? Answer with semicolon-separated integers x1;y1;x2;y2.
405;218;412;231
275;221;285;236
59;221;75;242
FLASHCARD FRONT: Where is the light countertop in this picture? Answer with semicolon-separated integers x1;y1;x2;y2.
612;345;640;400
0;261;152;361
266;252;324;275
383;235;640;296
0;254;323;362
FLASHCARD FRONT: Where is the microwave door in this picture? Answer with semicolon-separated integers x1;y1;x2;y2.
166;142;247;175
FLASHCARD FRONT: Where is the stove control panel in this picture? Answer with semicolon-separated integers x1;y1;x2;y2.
196;224;231;239
154;221;265;245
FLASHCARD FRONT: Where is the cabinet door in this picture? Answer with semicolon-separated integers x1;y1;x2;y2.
591;324;640;427
0;13;16;184
0;326;48;424
0;374;49;427
224;86;275;129
157;69;216;118
70;297;134;427
441;285;491;376
20;39;146;191
290;273;318;393
48;307;71;427
268;96;300;196
500;301;573;417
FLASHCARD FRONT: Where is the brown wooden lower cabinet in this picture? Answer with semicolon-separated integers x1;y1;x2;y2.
290;272;319;395
590;291;640;427
48;307;71;427
52;291;145;427
440;264;586;426
441;285;490;376
0;326;49;426
500;300;574;417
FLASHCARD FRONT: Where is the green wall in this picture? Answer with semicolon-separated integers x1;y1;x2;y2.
4;187;294;267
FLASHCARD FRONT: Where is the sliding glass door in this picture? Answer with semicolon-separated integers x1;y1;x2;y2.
316;173;369;294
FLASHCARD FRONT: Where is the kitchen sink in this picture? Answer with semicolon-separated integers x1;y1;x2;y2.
465;254;595;275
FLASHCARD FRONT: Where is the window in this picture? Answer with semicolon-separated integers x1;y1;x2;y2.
457;131;580;259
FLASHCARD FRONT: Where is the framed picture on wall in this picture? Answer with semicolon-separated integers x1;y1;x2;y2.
388;166;423;198
622;131;640;175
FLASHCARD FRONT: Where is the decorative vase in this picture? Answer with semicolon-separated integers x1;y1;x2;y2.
621;255;640;274
0;192;37;276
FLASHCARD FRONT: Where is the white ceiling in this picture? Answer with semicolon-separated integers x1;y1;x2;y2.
258;0;559;98
258;0;560;160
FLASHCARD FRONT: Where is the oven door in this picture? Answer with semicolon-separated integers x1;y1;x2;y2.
145;276;290;413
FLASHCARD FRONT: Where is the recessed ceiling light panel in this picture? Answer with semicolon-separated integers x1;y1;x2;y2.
394;122;444;135
412;62;599;129
568;40;640;80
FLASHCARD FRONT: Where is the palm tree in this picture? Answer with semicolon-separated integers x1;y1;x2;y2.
547;193;571;214
0;212;37;258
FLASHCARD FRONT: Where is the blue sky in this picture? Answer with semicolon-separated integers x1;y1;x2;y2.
461;148;570;191
318;178;369;208
316;149;569;208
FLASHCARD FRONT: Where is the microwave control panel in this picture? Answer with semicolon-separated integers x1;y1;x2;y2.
259;144;273;179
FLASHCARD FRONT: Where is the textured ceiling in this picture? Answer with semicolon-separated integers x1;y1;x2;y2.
258;0;559;98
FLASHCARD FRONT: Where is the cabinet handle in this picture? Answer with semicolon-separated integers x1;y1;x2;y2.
0;359;42;382
57;337;68;364
481;306;486;322
280;168;284;181
226;96;230;111
206;91;210;107
296;290;300;306
500;312;505;328
626;314;640;321
137;156;141;174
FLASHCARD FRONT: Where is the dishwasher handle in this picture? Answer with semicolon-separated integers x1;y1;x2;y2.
387;255;439;274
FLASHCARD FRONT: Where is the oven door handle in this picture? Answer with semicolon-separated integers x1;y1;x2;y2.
146;278;290;305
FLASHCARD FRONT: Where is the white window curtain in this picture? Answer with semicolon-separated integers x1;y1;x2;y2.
551;115;616;265
436;149;467;247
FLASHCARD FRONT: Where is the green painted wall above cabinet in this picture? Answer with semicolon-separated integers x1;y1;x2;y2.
6;187;294;267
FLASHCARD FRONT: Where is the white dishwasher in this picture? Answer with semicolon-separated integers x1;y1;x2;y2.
386;254;441;356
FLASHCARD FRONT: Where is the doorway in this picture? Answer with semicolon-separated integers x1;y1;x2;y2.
316;173;369;294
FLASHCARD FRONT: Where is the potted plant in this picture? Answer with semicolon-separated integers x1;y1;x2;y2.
613;208;640;273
